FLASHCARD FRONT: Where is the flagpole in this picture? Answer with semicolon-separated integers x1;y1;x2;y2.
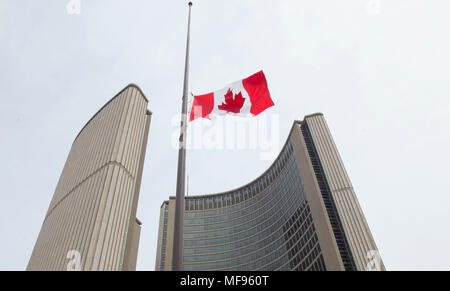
172;1;192;271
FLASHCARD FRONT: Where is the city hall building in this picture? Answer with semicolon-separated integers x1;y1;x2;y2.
155;113;384;271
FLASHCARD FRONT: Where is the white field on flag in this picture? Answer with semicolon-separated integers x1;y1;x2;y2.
212;80;251;117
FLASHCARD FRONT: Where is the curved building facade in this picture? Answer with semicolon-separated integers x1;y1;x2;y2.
27;84;151;271
155;113;384;271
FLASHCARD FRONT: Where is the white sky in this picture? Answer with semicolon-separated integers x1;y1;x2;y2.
1;0;450;271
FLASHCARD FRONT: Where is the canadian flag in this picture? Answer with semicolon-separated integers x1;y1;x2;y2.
189;71;274;121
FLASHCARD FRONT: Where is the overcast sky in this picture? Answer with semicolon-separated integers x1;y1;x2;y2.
1;0;450;271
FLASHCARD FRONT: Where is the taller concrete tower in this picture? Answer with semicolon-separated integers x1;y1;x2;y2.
156;113;384;271
27;84;151;271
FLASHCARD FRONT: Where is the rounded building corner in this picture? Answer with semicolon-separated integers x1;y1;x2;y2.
73;83;150;143
125;83;149;103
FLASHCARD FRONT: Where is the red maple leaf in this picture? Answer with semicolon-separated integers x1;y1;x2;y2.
218;89;245;113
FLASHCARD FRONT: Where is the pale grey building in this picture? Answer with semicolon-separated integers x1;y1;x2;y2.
27;84;151;271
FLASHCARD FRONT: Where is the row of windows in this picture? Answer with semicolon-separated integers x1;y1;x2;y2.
183;198;309;260
285;213;313;251
184;187;302;252
183;199;319;270
183;236;291;271
251;207;319;271
291;242;322;271
184;193;308;251
184;143;295;213
184;175;303;244
184;166;299;228
184;159;298;226
294;250;326;271
183;208;317;271
184;165;301;234
255;231;320;271
287;228;318;269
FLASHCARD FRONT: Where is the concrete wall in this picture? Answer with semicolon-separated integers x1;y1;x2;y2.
304;114;385;271
290;122;345;271
27;84;150;271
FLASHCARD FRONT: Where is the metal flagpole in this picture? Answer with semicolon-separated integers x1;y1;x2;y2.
172;1;192;271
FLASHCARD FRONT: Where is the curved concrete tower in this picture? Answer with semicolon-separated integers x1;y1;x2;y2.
27;84;151;271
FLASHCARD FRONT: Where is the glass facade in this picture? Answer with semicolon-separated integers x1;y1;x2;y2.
159;141;326;271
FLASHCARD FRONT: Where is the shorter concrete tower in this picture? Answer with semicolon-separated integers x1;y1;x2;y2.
27;84;151;271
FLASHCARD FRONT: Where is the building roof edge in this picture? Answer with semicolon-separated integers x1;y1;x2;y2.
73;83;149;143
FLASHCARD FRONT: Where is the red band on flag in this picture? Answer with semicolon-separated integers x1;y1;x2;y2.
189;92;214;121
242;71;274;116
